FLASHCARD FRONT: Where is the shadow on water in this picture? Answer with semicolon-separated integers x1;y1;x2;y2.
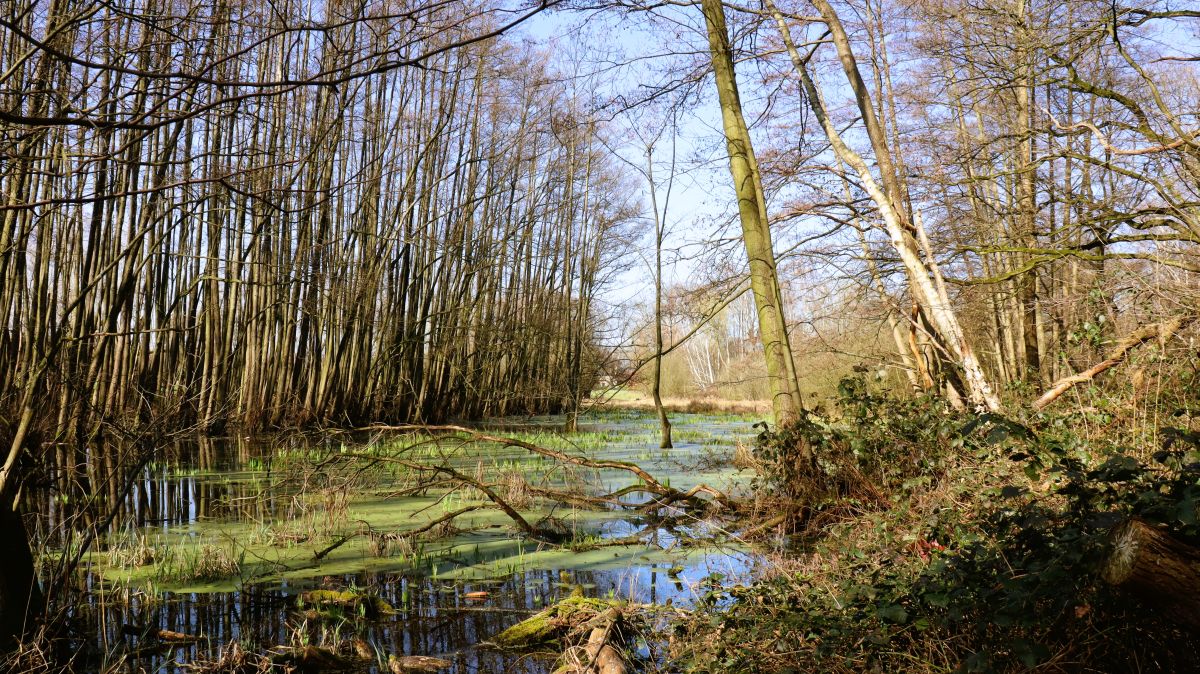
32;411;765;672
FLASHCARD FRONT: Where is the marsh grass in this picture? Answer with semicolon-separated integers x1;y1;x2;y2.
154;542;244;584
596;391;771;417
106;532;158;569
499;468;533;509
183;641;271;673
366;531;415;558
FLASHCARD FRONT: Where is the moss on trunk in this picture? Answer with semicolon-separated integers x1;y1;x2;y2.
489;593;622;651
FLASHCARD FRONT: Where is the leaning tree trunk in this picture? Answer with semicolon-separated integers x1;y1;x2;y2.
0;501;43;650
1033;315;1193;410
700;0;804;427
1103;518;1200;629
766;0;1000;412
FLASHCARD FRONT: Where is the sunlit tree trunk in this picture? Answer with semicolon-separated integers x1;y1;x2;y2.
646;145;673;448
700;0;804;426
768;0;1000;412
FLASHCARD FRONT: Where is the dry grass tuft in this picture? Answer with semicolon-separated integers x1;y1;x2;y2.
183;641;272;673
731;441;759;471
157;543;243;584
108;533;158;568
318;488;350;534
191;545;242;581
1;638;59;674
500;469;532;510
367;531;414;558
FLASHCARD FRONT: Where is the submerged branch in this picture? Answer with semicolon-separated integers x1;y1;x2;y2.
359;424;738;512
360;424;676;495
335;451;547;539
311;505;489;560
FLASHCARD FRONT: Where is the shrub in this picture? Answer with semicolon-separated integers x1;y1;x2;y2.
751;372;963;504
676;378;1200;673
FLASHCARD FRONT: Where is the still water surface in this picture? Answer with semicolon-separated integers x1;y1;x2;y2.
59;410;765;672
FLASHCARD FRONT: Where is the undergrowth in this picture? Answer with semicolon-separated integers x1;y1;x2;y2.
673;373;1200;673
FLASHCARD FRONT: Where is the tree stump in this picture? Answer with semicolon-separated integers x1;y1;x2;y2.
1103;518;1200;628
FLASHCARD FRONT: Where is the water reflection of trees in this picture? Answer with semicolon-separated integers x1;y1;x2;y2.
28;436;285;549
27;433;615;672
87;569;623;673
29;429;741;672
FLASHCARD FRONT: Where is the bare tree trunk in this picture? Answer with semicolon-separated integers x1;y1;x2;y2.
768;0;1000;412
1013;0;1042;385
646;146;673;447
700;0;804;427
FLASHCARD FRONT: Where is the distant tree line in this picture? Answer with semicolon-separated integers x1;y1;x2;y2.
0;0;627;451
675;0;1200;415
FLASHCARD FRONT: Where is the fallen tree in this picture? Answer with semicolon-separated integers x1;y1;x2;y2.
1033;316;1194;411
331;424;742;542
488;592;631;674
316;421;914;549
1103;517;1200;629
358;424;728;504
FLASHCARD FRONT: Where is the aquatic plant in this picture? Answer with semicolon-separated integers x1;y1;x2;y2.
154;542;244;584
106;532;158;569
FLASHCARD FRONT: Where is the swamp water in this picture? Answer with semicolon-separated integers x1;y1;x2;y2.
58;410;767;672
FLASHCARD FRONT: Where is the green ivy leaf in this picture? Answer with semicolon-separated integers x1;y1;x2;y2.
876;604;908;624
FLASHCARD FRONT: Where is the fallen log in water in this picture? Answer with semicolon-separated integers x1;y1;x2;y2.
489;594;615;650
1103;517;1200;628
487;592;632;673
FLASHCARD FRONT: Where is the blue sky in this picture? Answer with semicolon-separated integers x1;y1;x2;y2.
513;4;761;320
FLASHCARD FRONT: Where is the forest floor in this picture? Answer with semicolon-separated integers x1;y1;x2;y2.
667;378;1200;673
